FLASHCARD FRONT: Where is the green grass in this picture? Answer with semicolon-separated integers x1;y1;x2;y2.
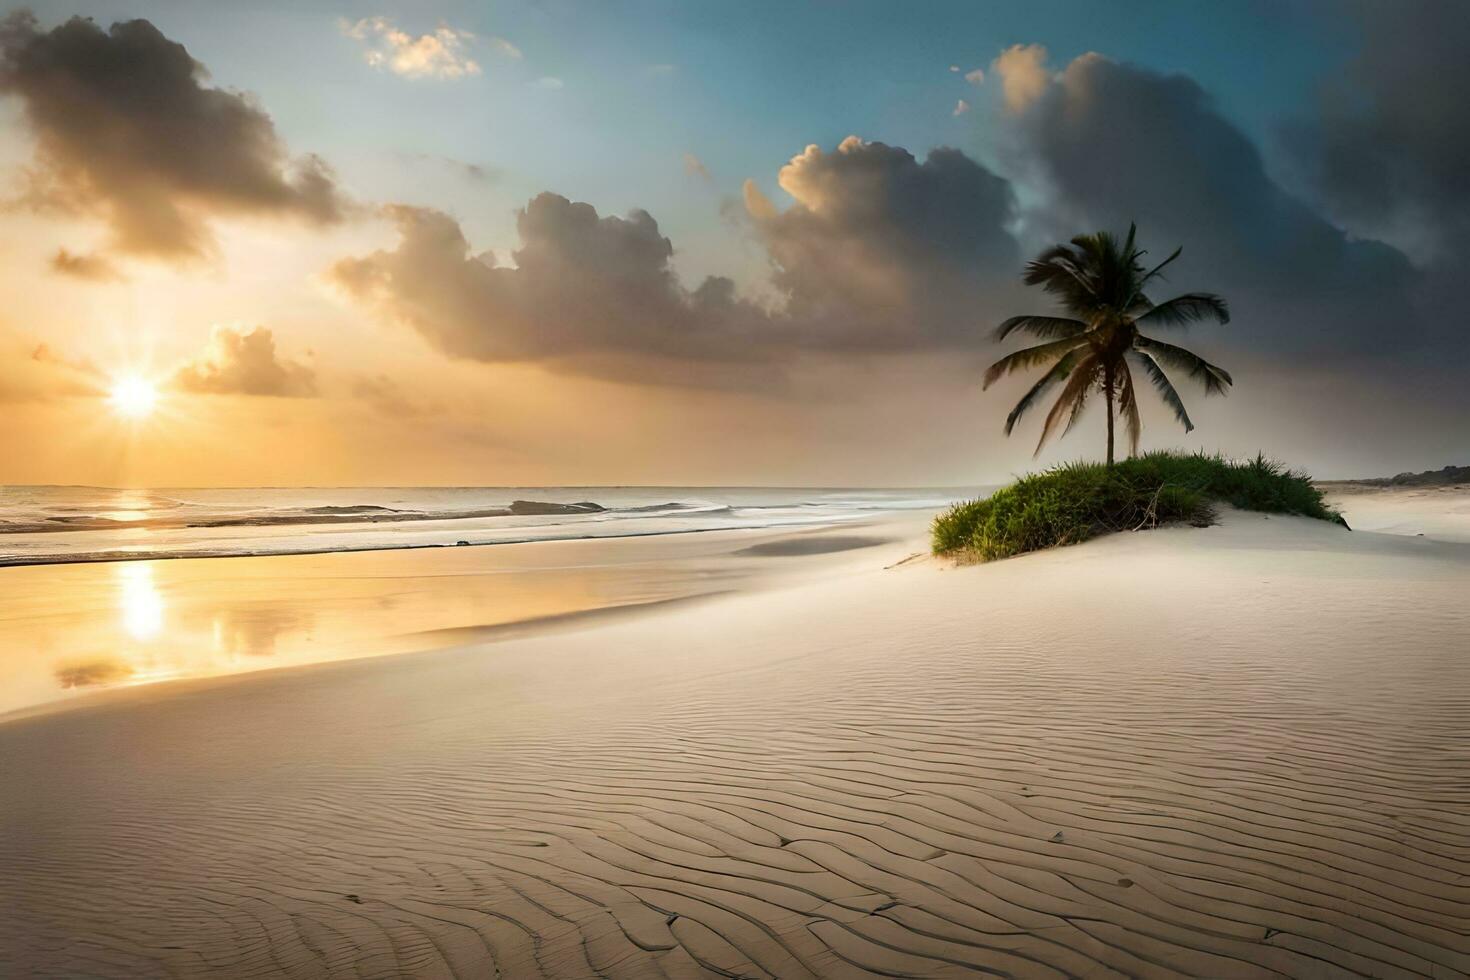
933;451;1346;562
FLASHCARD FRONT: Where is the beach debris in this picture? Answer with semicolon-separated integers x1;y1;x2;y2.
1117;878;1133;888
1050;831;1065;842
456;540;470;546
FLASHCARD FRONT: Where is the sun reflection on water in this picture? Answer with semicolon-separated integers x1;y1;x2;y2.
117;561;165;641
99;488;156;525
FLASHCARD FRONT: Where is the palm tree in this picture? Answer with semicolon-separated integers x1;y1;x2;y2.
984;225;1232;466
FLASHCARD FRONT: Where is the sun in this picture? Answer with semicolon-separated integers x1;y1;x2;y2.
109;377;159;419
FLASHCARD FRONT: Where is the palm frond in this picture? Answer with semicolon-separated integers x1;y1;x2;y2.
993;314;1088;343
1117;361;1142;456
1036;354;1100;455
1135;292;1230;329
982;336;1089;389
1024;252;1097;308
1130;351;1194;432
1005;349;1083;435
1022;244;1075;283
1060;378;1094;437
1134;335;1233;394
1138;245;1182;287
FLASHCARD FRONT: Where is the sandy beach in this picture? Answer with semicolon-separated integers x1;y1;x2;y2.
9;3;1470;975
2;490;1468;978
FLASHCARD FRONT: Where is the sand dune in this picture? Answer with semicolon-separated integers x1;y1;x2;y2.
2;508;1468;978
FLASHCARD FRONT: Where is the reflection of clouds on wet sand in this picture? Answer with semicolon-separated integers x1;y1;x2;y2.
54;657;133;689
209;606;313;657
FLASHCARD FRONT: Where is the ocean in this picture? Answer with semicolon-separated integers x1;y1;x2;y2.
0;486;974;714
0;485;972;566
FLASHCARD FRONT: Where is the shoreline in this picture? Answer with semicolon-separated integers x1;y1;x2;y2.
0;485;964;568
0;520;889;568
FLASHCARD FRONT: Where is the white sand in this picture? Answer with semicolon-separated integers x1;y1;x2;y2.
2;502;1468;977
1326;482;1470;544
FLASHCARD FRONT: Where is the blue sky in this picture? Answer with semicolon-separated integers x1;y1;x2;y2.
38;0;1356;282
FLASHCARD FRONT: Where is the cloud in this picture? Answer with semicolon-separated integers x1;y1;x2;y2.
995;49;1417;359
488;37;522;61
991;43;1051;113
342;17;482;79
328;197;775;379
0;12;344;260
952;99;970;116
328;136;1028;383
352;374;435;417
1281;1;1470;262
331;91;1452;410
0;338;97;402
743;136;1020;349
50;248;121;282
533;76;564;90
29;341;100;378
173;326;317;396
683;153;711;180
401;153;500;184
964;68;985;85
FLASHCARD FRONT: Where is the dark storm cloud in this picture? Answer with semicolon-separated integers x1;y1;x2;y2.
997;51;1417;359
1283;0;1470;262
173;326;317;397
0;11;345;260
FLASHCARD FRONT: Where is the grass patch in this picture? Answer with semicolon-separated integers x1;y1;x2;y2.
933;451;1346;562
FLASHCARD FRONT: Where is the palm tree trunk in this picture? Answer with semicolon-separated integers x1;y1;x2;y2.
1104;363;1115;467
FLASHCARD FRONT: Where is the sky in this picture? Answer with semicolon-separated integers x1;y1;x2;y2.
0;0;1465;487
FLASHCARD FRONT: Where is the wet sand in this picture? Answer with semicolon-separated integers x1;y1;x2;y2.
2;501;1468;977
0;521;907;718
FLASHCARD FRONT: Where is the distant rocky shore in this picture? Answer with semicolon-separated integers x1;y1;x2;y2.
1336;464;1470;487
